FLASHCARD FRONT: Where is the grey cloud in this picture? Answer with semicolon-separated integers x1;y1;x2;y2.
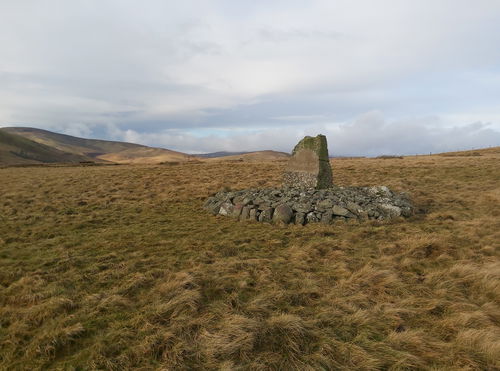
110;111;500;156
1;1;500;155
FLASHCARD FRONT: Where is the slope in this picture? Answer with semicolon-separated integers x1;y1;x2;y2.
97;146;198;164
0;129;90;165
2;127;196;164
2;127;143;158
203;150;290;162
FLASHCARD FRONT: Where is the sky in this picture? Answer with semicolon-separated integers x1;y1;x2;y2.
1;0;500;156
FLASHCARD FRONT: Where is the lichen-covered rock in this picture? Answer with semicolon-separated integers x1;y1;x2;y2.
283;134;333;189
204;185;414;225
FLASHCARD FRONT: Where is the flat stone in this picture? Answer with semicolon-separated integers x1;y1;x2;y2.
293;202;312;213
316;198;334;210
283;134;333;189
332;205;350;217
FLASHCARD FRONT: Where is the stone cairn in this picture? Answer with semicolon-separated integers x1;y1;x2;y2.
204;135;414;225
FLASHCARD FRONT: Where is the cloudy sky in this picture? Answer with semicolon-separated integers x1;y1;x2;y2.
1;0;500;155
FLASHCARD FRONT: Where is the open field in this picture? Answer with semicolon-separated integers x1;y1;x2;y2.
1;150;499;370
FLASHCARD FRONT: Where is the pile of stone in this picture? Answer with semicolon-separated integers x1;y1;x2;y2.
204;134;414;225
204;186;413;225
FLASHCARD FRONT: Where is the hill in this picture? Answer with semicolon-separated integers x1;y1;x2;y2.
98;146;198;164
203;150;290;162
0;129;90;165
2;127;142;157
2;127;195;164
197;151;252;158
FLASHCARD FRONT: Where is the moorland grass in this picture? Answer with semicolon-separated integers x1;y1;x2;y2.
0;151;499;369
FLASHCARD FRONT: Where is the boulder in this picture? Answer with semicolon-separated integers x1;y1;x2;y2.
272;204;294;224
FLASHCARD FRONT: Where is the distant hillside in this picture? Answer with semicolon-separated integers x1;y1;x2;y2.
0;129;90;165
437;146;500;157
2;127;195;164
198;151;251;158
98;147;198;164
2;127;143;158
203;150;290;162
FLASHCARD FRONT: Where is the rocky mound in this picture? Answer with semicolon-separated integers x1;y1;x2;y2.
204;186;414;225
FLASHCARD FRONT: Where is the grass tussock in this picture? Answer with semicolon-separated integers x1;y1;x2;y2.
0;150;499;369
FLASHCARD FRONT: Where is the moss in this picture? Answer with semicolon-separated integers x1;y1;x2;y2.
292;135;329;160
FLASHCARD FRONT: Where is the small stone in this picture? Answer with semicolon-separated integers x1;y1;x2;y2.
346;202;362;215
306;212;320;223
321;211;333;224
240;206;252;220
295;212;305;225
273;204;294;224
293;202;312;213
259;207;274;222
206;201;222;215
316;198;334;210
249;208;259;221
332;205;350;217
378;204;401;218
218;202;234;216
231;204;244;218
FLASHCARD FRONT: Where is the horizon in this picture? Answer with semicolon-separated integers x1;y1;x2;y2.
1;1;500;155
2;125;496;158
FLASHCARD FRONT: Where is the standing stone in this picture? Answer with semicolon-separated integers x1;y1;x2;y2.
283;134;333;189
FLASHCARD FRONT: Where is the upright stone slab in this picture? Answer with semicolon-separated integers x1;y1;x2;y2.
283;134;333;189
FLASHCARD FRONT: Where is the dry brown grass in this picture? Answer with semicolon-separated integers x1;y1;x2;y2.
0;149;499;369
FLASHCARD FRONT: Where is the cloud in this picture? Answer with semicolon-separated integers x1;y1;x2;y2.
1;0;500;154
108;111;500;156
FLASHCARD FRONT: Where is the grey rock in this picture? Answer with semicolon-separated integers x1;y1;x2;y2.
240;206;252;220
259;207;274;222
321;211;333;224
295;212;305;225
332;205;350;217
306;212;320;223
378;204;401;218
231;204;244;218
249;208;259;221
273;204;294;224
293;202;312;213
316;198;334;211
218;202;234;216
